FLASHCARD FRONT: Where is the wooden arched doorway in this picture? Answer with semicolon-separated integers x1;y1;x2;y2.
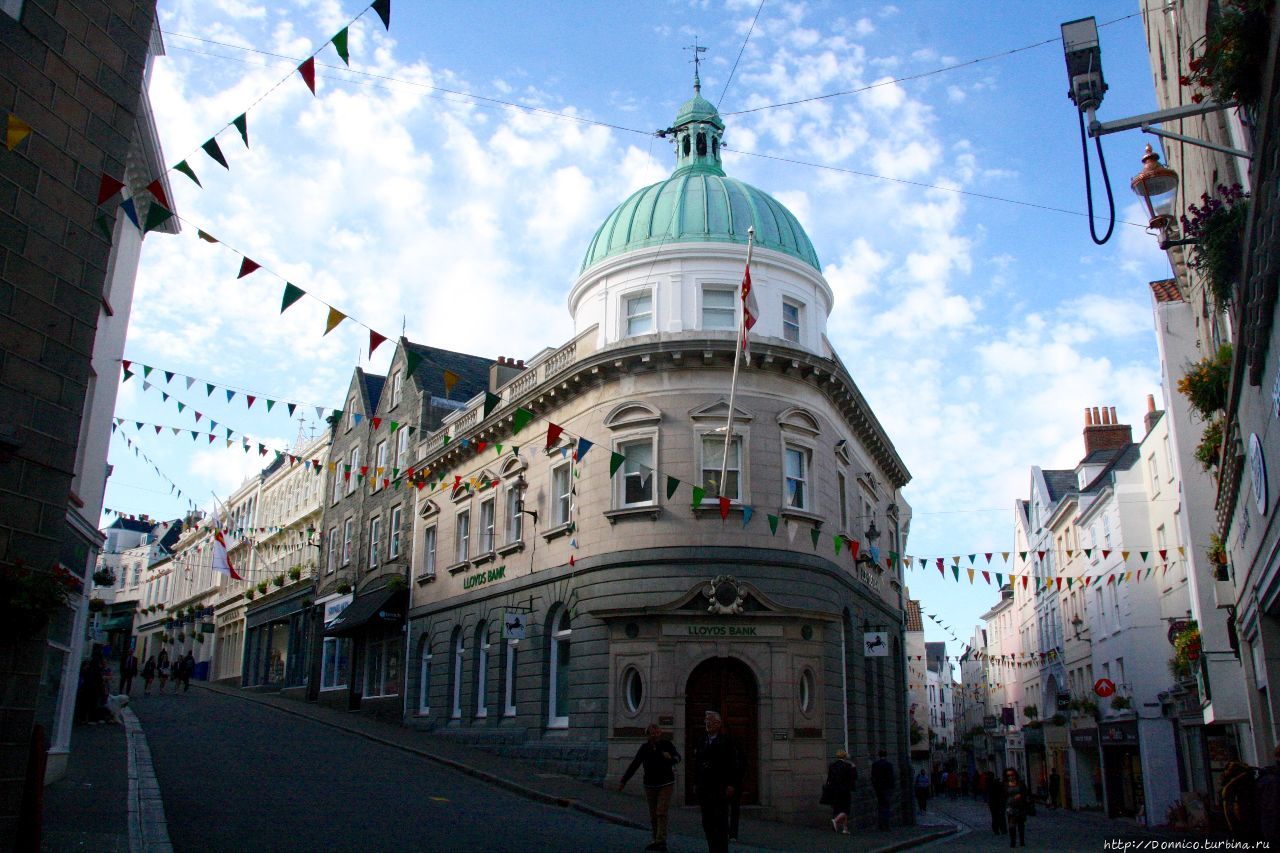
685;656;759;805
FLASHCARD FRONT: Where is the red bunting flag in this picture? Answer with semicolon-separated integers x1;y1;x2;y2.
546;423;563;450
849;539;860;561
371;417;382;430
369;330;387;356
97;174;125;205
982;571;990;584
246;395;256;408
719;497;730;520
298;57;317;95
238;257;260;278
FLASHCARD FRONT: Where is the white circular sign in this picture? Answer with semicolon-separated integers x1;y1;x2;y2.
1250;433;1268;516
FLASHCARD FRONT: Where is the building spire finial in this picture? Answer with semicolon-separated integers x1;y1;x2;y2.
684;38;707;94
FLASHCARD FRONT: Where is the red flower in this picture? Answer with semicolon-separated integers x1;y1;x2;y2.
1191;92;1205;103
1179;75;1192;86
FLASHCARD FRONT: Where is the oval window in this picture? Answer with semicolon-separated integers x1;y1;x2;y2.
624;667;644;713
800;669;815;714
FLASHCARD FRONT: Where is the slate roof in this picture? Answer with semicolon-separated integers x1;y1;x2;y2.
1080;443;1140;493
1080;447;1125;466
405;341;493;402
108;517;155;533
362;373;386;413
906;599;923;632
1043;469;1078;503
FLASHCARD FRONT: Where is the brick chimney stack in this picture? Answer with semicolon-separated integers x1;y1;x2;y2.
1083;404;1133;455
1143;393;1164;435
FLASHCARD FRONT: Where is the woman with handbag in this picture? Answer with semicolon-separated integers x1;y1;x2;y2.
824;750;857;834
1004;768;1032;848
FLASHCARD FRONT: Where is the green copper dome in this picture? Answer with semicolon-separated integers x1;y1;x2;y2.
579;79;821;274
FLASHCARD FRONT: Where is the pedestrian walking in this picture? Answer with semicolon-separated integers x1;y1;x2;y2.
947;768;960;799
914;769;931;814
618;723;681;852
157;650;171;693
118;649;138;696
1256;743;1280;844
871;750;895;830
823;750;856;834
988;770;1007;835
692;710;740;853
1004;768;1032;848
141;655;157;696
1048;769;1061;809
179;651;195;692
1222;761;1260;841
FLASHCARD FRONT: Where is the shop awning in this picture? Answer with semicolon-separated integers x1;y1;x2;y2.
323;587;405;637
101;614;134;632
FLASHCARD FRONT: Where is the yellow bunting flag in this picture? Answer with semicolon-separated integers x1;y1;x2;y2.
966;568;974;584
443;370;460;395
6;114;32;151
324;307;346;335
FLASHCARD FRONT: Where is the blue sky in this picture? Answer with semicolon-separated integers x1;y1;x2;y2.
107;0;1176;651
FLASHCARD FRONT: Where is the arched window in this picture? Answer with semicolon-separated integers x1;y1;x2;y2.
682;136;690;157
475;621;489;719
418;637;432;715
712;137;719;159
548;608;571;728
696;132;707;156
451;628;464;719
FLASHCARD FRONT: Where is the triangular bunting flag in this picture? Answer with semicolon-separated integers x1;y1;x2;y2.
967;568;974;584
297;57;317;95
197;229;218;243
483;391;500;418
145;179;170;210
119;198;139;229
512;408;533;433
691;488;706;510
720;497;731;521
576;437;593;462
202;137;229;169
280;283;305;313
742;506;754;527
97;173;125;205
324;307;346;335
173;160;201;187
369;330;388;356
6;114;32;151
237;257;260;278
610;452;625;477
332;27;350;65
233;113;248;147
545;423;563;450
443;370;460;395
371;0;391;29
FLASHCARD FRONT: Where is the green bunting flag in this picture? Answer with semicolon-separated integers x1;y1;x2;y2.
484;392;500;418
233;113;248;147
332;27;350;65
690;486;705;509
768;514;779;535
202;138;229;169
810;528;820;549
371;0;391;29
952;566;960;581
143;203;174;233
265;399;275;412
666;476;679;500
834;535;842;555
610;452;625;477
512;407;533;433
404;349;423;378
995;573;1003;586
94;213;113;240
174;159;201;187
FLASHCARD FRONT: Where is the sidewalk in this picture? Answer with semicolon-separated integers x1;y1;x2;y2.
42;719;129;852
199;681;954;852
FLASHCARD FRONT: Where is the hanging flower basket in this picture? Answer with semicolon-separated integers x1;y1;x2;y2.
336;582;352;595
1180;186;1249;307
0;563;76;643
92;567;117;587
1177;344;1233;419
1194;417;1226;471
88;597;106;612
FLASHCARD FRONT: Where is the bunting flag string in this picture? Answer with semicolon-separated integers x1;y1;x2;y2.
108;427;199;513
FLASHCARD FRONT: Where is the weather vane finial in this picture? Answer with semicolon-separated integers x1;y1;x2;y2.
684;38;707;93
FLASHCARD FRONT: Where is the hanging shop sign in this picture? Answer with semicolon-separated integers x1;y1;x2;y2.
863;632;889;656
1251;433;1268;516
1099;721;1139;747
1093;678;1116;698
503;612;527;640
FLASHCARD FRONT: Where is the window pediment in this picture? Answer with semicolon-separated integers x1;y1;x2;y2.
418;499;441;519
604;401;662;430
778;407;821;437
689;399;754;424
500;456;526;478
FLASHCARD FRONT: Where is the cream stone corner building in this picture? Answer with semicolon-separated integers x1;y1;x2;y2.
403;79;914;825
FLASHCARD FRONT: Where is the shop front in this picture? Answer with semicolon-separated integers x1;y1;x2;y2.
322;583;405;718
1069;726;1102;810
243;586;313;694
1100;720;1144;818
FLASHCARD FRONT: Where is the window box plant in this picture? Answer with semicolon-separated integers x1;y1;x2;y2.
336;582;352;595
272;574;285;588
1111;695;1132;711
92;567;117;587
256;580;269;595
386;574;407;592
88;597;106;613
245;588;255;600
288;566;302;582
1207;533;1228;567
1179;0;1273;109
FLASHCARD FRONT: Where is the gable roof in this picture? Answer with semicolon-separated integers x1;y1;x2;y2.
363;373;386;413
1080;443;1140;493
1042;469;1078;503
404;341;492;402
906;599;923;632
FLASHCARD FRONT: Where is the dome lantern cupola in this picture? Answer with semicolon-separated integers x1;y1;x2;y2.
668;71;726;176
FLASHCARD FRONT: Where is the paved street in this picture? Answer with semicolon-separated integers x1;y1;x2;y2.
912;794;1214;851
131;688;761;853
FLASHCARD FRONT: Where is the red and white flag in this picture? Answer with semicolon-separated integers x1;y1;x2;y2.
211;526;241;581
740;263;758;358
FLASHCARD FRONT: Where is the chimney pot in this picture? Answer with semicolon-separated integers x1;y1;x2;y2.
517;360;525;368
1110;406;1118;424
1093;406;1102;425
1146;394;1156;414
1085;408;1093;426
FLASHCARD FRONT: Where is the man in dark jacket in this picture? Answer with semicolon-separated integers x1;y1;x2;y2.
619;724;682;852
871;750;895;829
119;650;139;696
693;710;740;853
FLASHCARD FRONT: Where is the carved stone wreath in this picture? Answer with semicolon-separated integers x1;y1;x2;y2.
704;575;745;615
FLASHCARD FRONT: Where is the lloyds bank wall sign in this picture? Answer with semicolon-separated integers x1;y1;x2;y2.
661;622;784;638
463;564;506;590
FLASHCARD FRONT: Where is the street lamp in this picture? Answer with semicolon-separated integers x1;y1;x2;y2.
512;472;538;525
1130;144;1179;234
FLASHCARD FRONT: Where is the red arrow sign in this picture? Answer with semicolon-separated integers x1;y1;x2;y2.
1094;678;1116;698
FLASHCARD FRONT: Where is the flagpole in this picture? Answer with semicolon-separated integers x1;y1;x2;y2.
719;227;754;498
